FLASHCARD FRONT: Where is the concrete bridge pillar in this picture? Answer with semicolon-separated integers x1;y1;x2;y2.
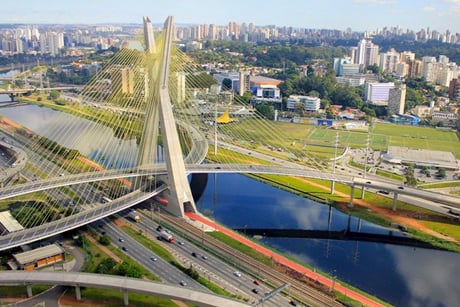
26;284;32;297
123;290;129;306
392;193;398;211
348;184;355;208
75;285;81;301
360;185;366;199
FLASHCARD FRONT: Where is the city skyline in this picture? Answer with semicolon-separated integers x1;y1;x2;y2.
1;0;460;33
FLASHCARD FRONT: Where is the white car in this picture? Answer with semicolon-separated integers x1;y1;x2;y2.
233;271;241;277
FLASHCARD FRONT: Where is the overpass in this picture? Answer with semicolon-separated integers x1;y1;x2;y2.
0;271;250;307
0;86;81;101
1;163;459;251
1;164;459;207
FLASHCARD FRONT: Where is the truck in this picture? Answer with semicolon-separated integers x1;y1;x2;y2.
128;210;141;223
158;230;174;243
153;195;169;206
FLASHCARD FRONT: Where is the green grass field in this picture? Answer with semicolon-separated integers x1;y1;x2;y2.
223;120;460;159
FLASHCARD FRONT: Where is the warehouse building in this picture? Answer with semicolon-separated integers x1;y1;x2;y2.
12;244;65;270
0;210;24;234
382;146;459;170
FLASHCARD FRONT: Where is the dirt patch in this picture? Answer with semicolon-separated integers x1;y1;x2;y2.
84;230;123;264
295;176;460;244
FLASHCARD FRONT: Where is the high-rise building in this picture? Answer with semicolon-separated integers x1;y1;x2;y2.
448;79;460;100
388;84;406;114
356;39;379;68
380;49;400;73
422;56;437;82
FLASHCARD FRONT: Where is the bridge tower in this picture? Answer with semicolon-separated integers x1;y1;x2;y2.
138;16;197;217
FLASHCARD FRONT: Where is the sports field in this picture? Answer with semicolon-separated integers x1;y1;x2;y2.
224;119;460;159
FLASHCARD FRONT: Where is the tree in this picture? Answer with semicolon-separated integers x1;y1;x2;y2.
308;90;320;97
255;104;275;120
366;64;380;75
49;90;60;100
437;167;446;179
98;235;111;246
405;163;417;186
118;262;142;278
241;91;252;104
96;258;117;274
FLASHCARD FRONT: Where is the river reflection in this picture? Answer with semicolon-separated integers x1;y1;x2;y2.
0;103;139;168
197;173;460;307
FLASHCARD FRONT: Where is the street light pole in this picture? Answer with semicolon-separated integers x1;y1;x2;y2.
214;97;218;155
331;132;339;194
361;123;372;199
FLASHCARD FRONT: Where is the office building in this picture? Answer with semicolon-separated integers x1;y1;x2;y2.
388;84;406;114
365;82;395;104
286;95;321;112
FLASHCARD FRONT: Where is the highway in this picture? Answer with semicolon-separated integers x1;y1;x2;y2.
159;212;341;306
120;210;291;306
95;219;206;290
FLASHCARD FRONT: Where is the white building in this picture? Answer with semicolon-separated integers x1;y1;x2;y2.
364;82;395;104
286;95;321;112
380;49;400;73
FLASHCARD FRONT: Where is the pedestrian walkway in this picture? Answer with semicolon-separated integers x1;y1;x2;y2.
185;212;385;307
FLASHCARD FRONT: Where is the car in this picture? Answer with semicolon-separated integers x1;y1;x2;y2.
366;181;372;184
252;288;259;294
150;256;158;261
192;252;197;257
156;225;162;231
215;166;221;169
119;238;125;242
179;280;187;286
178;241;185;245
122;246;128;251
253;280;260;285
398;186;404;190
289;300;297;306
233;271;241;277
201;255;208;260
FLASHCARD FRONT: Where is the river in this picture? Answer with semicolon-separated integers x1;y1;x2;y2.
0;94;459;306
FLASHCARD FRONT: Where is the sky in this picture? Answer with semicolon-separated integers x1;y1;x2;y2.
1;0;460;33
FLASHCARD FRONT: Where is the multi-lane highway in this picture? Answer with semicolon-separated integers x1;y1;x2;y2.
113;211;292;306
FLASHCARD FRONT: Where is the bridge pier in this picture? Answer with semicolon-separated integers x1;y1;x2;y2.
392;193;398;211
123;290;129;306
75;285;81;301
360;185;365;199
26;284;32;297
9;93;15;102
348;184;355;208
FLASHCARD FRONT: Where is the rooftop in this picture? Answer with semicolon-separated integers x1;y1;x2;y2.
0;211;24;233
13;244;64;265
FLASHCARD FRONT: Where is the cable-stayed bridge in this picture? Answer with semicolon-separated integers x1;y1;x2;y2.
1;16;459;252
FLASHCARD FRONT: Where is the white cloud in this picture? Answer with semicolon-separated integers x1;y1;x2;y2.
422;5;436;11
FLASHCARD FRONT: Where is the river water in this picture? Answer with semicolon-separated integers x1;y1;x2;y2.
0;93;459;306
